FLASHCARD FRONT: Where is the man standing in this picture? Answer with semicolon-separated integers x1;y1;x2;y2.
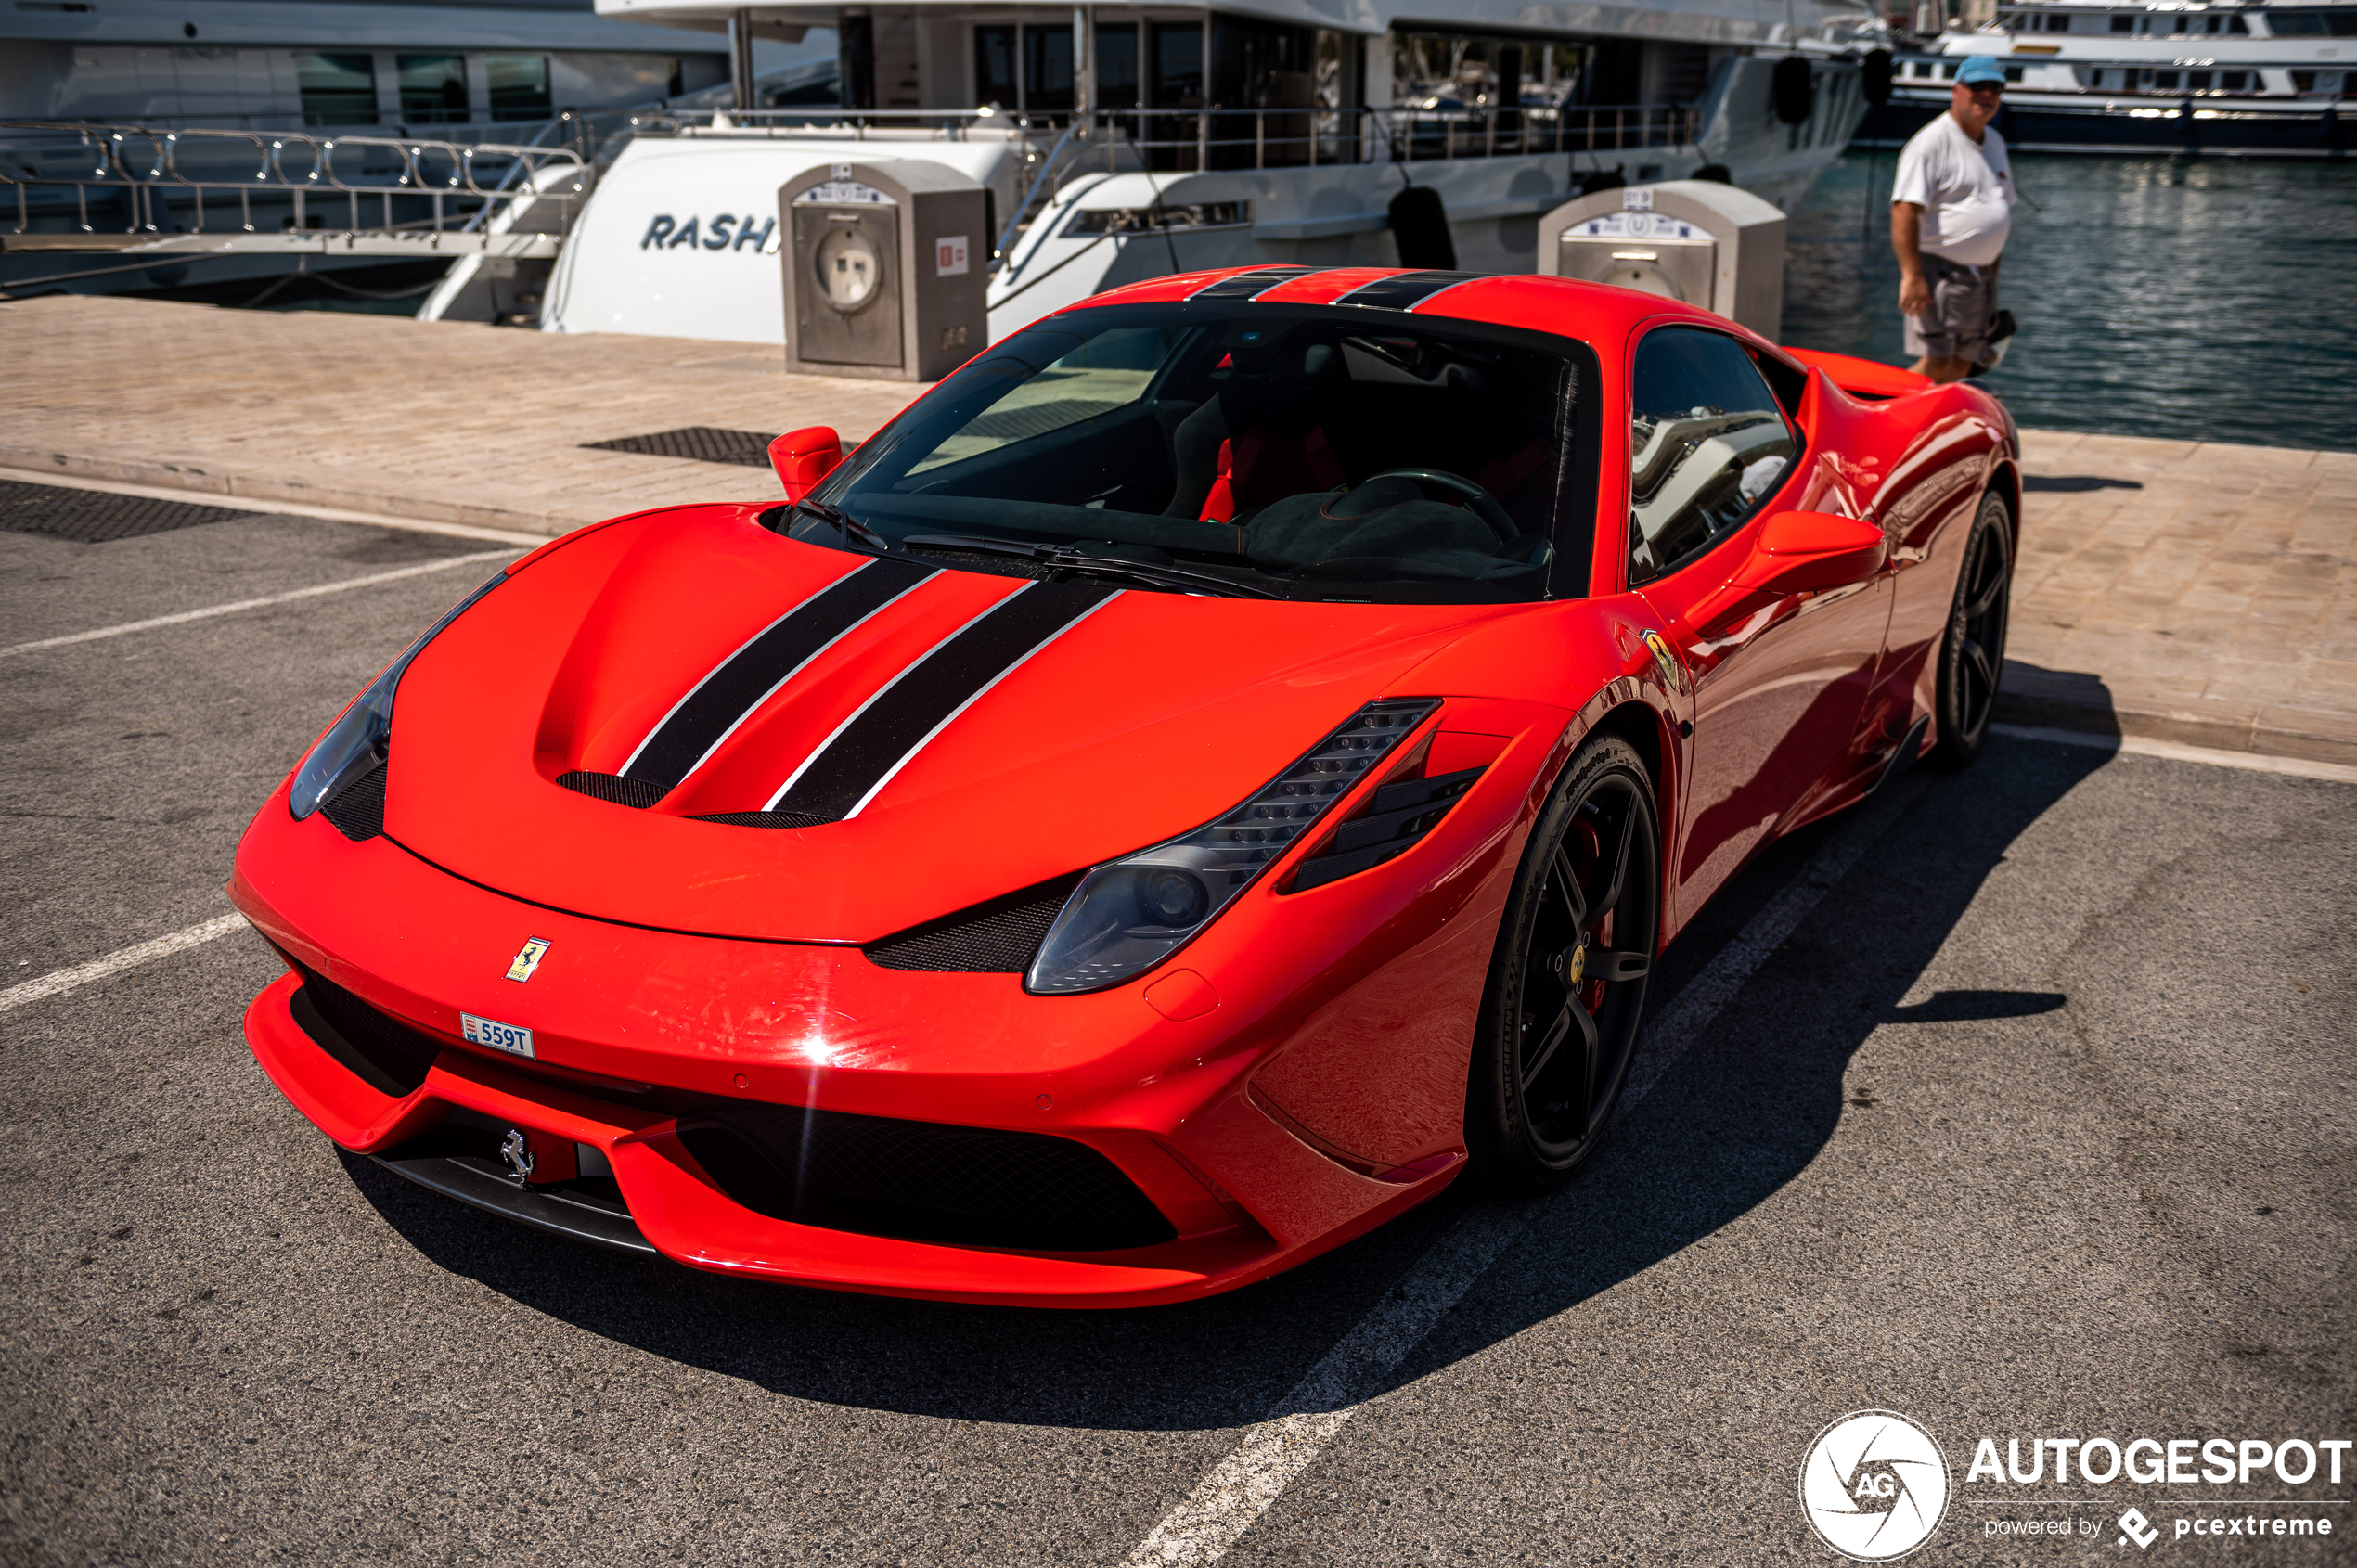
1890;57;2016;383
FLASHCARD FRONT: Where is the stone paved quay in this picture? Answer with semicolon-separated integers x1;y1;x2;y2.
4;294;2351;765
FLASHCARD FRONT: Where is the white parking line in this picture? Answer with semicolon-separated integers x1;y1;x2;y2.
1;912;250;1014
1118;773;1932;1568
1990;723;2357;785
0;548;519;658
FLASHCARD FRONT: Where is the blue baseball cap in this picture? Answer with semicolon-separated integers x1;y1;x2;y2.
1956;56;2008;85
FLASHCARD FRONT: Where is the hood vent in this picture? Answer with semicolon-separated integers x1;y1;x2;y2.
690;809;835;829
557;771;668;809
866;873;1085;973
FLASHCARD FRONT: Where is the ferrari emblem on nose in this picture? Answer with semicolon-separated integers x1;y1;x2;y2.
505;937;551;983
497;1128;535;1182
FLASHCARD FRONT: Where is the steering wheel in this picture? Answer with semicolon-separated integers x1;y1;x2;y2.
1361;468;1519;544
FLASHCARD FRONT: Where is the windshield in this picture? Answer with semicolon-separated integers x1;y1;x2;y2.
784;302;1601;604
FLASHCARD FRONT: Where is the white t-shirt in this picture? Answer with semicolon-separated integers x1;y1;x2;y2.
1891;112;2016;268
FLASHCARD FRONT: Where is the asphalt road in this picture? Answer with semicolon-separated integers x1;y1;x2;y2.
4;492;2352;1568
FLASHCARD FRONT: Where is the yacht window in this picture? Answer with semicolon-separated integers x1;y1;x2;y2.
296;53;377;127
2222;70;2249;89
487;56;551;122
975;25;1018;108
1098;22;1140;110
1027;24;1076;112
2153;69;2180;87
1627;328;1797;585
2112;14;2135;29
2230;16;2250;32
2188;70;2213;89
2004;65;2024;82
396;55;467;124
2271;7;2357;32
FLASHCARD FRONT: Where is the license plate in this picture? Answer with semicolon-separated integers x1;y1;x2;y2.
460;1012;534;1059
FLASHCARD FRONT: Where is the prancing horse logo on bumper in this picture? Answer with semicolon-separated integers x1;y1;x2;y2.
505;937;551;983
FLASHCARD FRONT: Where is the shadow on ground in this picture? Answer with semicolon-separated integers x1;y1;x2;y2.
344;738;2111;1433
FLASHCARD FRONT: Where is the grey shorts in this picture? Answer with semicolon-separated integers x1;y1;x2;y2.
1903;255;1999;365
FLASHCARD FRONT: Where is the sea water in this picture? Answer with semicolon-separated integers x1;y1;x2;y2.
1783;150;2357;454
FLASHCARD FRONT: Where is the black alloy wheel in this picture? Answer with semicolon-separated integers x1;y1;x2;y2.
1467;734;1660;1189
1930;491;2015;768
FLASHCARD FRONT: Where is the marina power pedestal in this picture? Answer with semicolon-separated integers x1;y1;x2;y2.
1537;181;1786;341
781;160;989;381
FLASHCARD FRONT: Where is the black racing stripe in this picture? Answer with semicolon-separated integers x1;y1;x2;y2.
771;582;1120;822
1187;266;1320;301
1331;270;1483;311
621;557;937;789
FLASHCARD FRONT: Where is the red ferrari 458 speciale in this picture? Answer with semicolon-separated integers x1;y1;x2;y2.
230;265;2017;1307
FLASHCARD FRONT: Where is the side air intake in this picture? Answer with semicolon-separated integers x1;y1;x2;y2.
1287;765;1484;892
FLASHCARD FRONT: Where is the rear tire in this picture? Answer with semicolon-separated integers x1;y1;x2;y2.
1465;734;1660;1191
1929;491;2014;769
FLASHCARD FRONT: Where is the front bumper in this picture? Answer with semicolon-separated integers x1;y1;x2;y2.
229;783;1502;1307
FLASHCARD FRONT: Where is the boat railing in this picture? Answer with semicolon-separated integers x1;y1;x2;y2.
624;102;1695;271
0;118;593;246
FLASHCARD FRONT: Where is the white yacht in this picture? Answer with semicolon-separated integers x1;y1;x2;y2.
0;0;834;296
531;0;1889;347
1860;0;2357;154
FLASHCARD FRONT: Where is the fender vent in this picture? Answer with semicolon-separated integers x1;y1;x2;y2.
319;762;388;841
864;873;1083;973
676;1101;1175;1252
1287;765;1484;893
557;771;668;808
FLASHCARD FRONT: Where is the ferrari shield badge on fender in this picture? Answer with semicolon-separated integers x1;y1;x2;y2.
505;937;551;983
1642;630;1687;696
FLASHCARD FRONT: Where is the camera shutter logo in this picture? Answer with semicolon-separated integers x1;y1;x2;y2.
1798;1409;1951;1561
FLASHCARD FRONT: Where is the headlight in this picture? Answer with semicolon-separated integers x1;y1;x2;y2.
1024;698;1441;995
288;572;504;821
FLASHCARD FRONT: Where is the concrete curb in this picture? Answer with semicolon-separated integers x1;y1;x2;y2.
1997;664;2357;771
0;443;594;537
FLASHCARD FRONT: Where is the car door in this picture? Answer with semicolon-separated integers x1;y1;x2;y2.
1626;326;1893;924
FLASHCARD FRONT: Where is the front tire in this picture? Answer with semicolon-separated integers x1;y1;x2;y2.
1465;733;1661;1190
1929;491;2014;769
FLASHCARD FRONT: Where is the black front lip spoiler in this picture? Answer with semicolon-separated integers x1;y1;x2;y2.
369;1151;657;1255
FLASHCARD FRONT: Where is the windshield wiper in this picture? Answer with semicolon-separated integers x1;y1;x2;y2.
903;533;1279;599
793;498;891;554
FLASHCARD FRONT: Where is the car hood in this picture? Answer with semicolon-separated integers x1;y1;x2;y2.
384;506;1523;944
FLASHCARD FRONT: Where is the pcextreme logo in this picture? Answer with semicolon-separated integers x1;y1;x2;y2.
1800;1409;1951;1561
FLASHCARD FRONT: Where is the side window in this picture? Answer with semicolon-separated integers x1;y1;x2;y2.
1628;328;1797;583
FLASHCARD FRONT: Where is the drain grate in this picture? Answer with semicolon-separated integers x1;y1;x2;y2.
0;481;258;543
580;427;777;468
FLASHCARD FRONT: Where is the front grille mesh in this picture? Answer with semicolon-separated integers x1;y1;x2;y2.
677;1101;1175;1252
864;873;1083;973
288;962;443;1097
557;770;668;808
319;763;388;841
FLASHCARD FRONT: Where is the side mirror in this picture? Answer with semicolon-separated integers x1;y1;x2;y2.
1732;509;1887;597
770;426;844;502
